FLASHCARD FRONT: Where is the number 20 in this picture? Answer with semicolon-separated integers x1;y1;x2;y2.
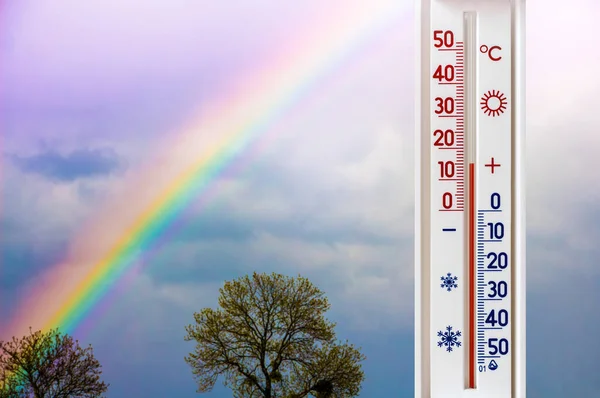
433;129;454;146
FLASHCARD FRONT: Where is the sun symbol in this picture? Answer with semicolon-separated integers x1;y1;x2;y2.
480;90;507;117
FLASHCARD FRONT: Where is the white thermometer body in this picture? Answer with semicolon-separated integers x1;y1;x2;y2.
415;1;526;397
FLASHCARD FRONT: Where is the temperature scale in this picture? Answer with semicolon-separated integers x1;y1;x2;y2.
415;1;526;397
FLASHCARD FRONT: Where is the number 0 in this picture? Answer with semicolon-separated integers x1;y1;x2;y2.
442;192;453;209
491;193;501;209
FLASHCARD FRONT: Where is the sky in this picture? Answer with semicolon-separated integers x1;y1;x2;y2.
1;0;600;397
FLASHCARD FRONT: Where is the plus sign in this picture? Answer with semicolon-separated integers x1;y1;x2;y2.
485;157;501;174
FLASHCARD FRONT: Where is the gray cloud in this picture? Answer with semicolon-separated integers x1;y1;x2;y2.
9;148;122;182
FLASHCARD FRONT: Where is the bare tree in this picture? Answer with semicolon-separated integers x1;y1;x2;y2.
184;272;366;397
0;328;108;398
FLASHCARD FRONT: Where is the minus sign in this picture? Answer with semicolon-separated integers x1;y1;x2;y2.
442;228;457;232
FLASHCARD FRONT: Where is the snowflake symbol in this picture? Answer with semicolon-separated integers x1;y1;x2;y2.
437;326;462;352
440;273;458;291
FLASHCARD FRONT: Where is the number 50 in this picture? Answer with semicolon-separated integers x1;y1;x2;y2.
433;30;454;48
488;338;509;356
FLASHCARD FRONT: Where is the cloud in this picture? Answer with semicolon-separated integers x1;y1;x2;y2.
0;155;128;309
135;118;414;331
1;163;97;243
9;147;122;182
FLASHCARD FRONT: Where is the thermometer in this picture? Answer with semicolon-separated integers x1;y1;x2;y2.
415;1;526;397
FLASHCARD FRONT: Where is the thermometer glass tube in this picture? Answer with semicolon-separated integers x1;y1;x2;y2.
415;1;526;397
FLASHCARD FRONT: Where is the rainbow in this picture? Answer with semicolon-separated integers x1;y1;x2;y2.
3;0;405;339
